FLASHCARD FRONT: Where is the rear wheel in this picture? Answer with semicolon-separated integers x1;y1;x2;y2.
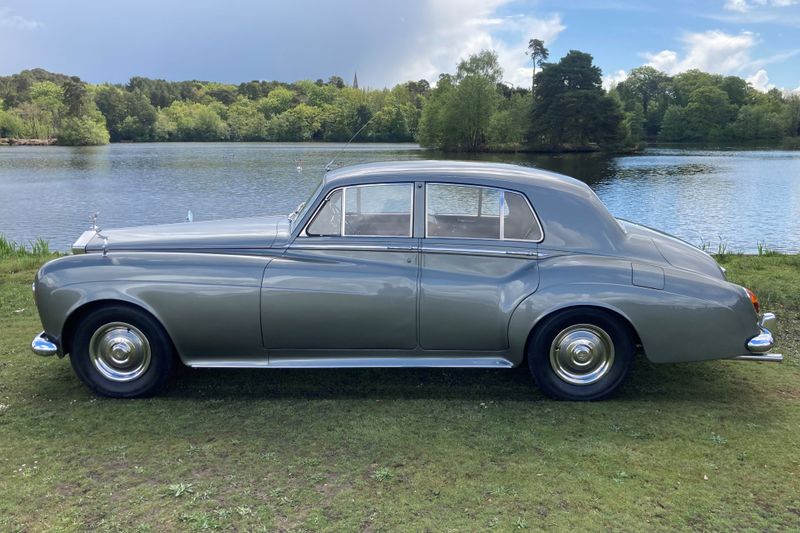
69;305;175;398
527;308;635;401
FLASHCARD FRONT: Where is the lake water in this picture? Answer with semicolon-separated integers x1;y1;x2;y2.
1;143;798;253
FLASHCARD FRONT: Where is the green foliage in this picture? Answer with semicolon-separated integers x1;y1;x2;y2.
0;106;24;137
530;50;625;150
418;59;502;151
57;107;111;146
2;55;799;148
158;101;229;141
731;104;786;140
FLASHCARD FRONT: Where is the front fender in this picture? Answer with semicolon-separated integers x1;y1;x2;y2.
34;252;272;364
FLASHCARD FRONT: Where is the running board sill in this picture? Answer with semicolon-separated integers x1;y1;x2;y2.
190;357;514;369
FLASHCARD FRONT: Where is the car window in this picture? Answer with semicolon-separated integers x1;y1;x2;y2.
503;190;542;241
344;183;413;237
426;183;541;241
306;189;342;236
305;184;413;238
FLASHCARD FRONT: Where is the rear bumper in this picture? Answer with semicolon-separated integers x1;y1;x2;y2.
731;312;782;362
31;331;59;357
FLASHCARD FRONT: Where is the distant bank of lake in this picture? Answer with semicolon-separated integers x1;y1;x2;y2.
1;142;798;253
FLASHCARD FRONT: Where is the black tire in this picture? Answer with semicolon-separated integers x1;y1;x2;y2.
69;305;175;398
527;308;635;401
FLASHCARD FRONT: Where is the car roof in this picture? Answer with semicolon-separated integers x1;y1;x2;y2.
324;160;590;195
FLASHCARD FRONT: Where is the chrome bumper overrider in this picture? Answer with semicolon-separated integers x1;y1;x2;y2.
732;312;782;362
31;331;58;357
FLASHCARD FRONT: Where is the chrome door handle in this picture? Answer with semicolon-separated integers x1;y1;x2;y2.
387;245;417;252
504;250;537;257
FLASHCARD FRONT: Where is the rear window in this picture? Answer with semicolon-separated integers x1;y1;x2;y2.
426;183;541;241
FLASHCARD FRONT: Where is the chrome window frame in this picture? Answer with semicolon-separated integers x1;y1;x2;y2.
301;183;415;239
424;182;544;243
303;189;343;237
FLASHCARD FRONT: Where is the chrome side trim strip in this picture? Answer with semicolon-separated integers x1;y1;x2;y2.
290;244;409;252
730;353;783;362
189;361;271;368
421;246;537;258
269;356;515;368
189;356;515;369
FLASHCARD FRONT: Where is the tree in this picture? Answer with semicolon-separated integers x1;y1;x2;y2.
731;104;785;140
526;38;549;96
327;76;345;89
419;51;501;150
227;97;268;140
261;87;295;116
659;105;687;141
57;107;110;145
683;86;733;141
529;50;624;149
456;50;503;84
0;104;24;137
62;77;90;116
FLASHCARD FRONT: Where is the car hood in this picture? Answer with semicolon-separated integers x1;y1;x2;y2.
77;215;284;253
618;219;725;280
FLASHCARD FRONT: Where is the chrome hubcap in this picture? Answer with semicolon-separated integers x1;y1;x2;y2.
549;324;614;385
89;322;151;382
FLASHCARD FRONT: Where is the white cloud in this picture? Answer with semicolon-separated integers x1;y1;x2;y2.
724;0;800;11
643;30;757;75
746;69;775;91
0;8;42;30
724;0;750;11
603;69;628;89
393;1;565;88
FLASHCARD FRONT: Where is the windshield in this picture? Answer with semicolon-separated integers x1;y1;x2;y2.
288;180;324;226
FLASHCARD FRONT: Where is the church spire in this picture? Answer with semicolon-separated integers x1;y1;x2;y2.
352;71;359;90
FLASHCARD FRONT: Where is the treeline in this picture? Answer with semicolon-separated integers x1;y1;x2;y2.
0;69;427;145
419;46;800;151
616;67;800;143
1;49;799;150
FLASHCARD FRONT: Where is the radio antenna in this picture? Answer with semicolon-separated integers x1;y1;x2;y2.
325;114;376;172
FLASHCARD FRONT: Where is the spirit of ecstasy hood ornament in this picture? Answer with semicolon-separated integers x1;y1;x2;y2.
90;212;109;256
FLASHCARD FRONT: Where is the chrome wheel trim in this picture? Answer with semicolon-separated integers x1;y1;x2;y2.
549;323;615;386
88;322;151;383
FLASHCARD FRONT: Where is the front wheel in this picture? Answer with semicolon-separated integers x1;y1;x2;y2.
69;305;175;398
527;308;635;401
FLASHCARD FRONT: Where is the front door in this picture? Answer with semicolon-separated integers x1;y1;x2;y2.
261;182;419;351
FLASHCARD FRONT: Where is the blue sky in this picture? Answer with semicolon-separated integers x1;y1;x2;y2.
1;0;798;91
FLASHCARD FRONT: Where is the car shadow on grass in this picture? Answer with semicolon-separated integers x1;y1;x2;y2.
157;357;766;406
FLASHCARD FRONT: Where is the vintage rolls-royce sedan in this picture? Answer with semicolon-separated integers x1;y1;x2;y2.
31;161;780;400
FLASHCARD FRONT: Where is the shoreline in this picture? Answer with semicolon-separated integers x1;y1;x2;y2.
0;138;56;146
2;139;799;153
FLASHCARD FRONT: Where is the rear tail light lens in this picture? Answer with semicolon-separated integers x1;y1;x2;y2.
745;288;760;314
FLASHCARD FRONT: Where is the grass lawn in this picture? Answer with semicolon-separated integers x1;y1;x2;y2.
0;253;798;531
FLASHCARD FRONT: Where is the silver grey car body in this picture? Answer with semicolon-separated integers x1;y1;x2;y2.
31;161;779;385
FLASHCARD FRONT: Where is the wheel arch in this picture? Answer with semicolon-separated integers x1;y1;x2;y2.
61;298;176;357
522;304;643;365
508;294;646;367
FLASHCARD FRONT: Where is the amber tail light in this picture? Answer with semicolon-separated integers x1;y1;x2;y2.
745;288;760;314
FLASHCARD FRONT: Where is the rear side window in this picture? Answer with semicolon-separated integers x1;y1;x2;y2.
426;183;541;241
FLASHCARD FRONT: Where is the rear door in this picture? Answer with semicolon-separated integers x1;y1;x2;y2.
419;183;541;351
